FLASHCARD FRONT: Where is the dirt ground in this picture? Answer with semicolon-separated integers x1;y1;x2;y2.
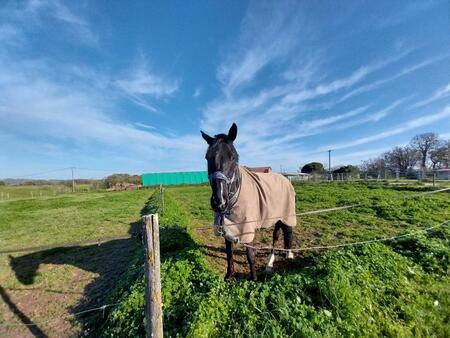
192;223;318;280
0;239;139;338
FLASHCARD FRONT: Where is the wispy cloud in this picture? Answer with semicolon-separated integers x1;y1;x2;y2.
193;87;202;98
409;83;450;109
217;1;305;95
115;54;179;112
374;0;437;29
202;1;415;164
319;105;450;151
135;122;156;130
339;55;448;103
0;24;25;46
281;56;401;106
0;0;98;46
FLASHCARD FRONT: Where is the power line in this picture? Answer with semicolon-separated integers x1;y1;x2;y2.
6;167;72;179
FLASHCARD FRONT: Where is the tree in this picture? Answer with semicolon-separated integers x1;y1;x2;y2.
104;174;141;188
301;162;325;174
384;146;419;174
333;165;359;176
360;158;386;177
409;133;440;169
430;140;450;169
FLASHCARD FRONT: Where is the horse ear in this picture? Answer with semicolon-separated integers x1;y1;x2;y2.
228;123;237;142
201;131;214;145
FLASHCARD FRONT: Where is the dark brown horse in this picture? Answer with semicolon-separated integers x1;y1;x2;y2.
201;123;295;281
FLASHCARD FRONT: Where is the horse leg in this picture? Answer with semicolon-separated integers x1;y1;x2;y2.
266;221;282;272
224;238;235;280
281;222;294;259
246;245;257;281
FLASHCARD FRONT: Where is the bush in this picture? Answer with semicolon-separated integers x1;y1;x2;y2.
301;162;325;174
104;174;141;188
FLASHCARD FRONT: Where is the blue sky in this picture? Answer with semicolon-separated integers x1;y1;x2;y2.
0;0;449;179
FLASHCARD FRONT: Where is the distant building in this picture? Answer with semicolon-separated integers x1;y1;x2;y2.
434;168;450;180
141;171;208;186
248;166;272;173
281;172;310;181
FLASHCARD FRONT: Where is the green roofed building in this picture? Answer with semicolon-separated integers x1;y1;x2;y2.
141;171;209;187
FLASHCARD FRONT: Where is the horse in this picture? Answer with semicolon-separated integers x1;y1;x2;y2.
201;123;296;281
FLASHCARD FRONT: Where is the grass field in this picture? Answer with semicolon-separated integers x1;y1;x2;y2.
0;184;98;202
0;182;449;337
0;188;154;337
101;182;449;337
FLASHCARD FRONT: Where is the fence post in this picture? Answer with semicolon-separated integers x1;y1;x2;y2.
142;214;163;338
433;173;436;187
159;184;164;215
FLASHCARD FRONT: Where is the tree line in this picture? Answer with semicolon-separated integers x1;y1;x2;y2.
361;133;449;177
300;132;449;178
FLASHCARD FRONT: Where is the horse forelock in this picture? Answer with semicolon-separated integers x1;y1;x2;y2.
205;135;239;164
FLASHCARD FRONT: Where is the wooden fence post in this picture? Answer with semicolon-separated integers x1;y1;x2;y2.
159;185;164;215
142;214;163;338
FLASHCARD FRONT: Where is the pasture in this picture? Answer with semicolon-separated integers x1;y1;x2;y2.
0;182;449;337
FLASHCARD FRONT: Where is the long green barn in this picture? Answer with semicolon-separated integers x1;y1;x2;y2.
141;171;208;186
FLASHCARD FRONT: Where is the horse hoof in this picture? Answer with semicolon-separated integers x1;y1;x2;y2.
224;272;236;280
265;266;273;273
249;274;258;282
286;251;294;259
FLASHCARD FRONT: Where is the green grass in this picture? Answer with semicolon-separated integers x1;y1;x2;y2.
98;182;450;337
0;187;154;337
0;184;98;201
1;182;448;337
0;189;153;250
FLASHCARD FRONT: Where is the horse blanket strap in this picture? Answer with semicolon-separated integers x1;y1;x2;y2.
214;212;239;243
221;166;297;244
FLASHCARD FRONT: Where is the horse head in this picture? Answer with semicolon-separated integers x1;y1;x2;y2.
201;123;240;213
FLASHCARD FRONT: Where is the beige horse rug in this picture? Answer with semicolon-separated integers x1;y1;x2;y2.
216;166;296;243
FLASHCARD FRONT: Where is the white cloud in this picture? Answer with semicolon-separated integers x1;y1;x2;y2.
217;1;305;95
319;105;450;151
115;54;179;112
1;0;99;46
116;57;179;99
193;87;202;98
409;83;450;109
339;55;448;103
0;55;201;174
0;24;26;46
135;122;156;130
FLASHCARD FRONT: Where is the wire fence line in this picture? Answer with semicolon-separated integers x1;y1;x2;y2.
1;186;447;254
191;186;450;231
242;220;450;252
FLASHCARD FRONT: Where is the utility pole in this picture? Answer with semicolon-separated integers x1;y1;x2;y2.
328;150;333;181
71;167;75;193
